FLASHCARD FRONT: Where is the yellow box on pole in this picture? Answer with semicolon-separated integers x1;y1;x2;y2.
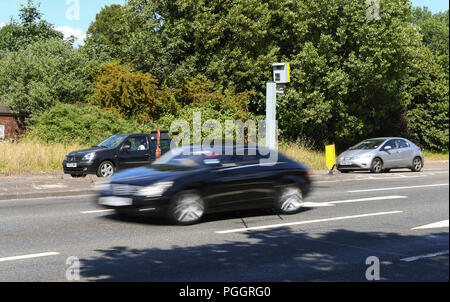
326;144;336;171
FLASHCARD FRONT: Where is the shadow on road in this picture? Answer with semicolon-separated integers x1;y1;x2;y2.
78;227;448;282
100;207;314;226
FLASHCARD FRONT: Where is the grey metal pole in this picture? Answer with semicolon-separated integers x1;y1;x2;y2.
266;82;277;150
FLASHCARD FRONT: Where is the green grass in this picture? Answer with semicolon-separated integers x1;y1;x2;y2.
422;150;449;161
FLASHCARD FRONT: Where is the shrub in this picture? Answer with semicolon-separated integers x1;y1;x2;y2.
26;103;152;145
91;60;179;123
0;38;95;116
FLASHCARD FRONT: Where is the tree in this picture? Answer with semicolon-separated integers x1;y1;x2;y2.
0;0;63;57
91;60;179;123
19;0;42;26
412;7;449;79
0;38;96;117
84;0;449;151
83;4;128;62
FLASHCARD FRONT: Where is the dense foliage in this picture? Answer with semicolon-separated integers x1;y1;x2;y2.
0;1;63;58
83;0;448;151
92;60;179;123
0;38;96;116
27;103;151;145
0;0;448;151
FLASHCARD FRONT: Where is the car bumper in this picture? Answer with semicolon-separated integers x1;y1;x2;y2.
336;158;372;170
62;160;99;175
95;194;171;216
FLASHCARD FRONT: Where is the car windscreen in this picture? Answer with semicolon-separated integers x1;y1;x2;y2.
152;148;222;168
349;139;386;150
97;134;128;149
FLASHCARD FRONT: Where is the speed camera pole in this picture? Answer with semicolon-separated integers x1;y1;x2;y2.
266;63;290;150
266;82;277;150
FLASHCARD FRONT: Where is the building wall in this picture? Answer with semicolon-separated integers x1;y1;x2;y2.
0;115;26;140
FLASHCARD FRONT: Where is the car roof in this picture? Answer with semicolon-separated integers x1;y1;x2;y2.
366;137;408;140
173;144;273;153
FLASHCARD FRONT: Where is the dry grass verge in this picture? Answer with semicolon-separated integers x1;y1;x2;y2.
0;140;87;175
0;140;447;174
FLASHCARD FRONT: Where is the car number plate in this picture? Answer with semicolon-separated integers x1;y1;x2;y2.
99;196;132;207
340;160;352;166
66;163;77;168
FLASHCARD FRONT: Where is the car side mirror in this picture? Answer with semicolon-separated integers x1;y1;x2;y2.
122;145;131;151
383;145;392;151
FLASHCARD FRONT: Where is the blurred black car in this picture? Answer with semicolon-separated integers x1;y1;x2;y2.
63;131;171;178
94;145;312;225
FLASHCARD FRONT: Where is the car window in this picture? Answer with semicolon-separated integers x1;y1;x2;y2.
124;136;148;151
349;139;386;150
97;134;127;148
383;139;397;150
160;139;171;151
153;148;219;167
397;139;409;148
234;147;275;165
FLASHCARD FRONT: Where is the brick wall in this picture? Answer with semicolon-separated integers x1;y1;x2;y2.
0;115;26;140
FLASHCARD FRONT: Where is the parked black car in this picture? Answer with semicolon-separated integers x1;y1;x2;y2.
63;131;172;178
94;145;312;225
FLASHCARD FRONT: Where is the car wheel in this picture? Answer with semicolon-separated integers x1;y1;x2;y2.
370;157;383;173
411;157;423;172
275;184;304;214
168;191;205;225
97;161;115;178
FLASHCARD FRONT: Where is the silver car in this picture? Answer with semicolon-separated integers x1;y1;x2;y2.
337;137;424;173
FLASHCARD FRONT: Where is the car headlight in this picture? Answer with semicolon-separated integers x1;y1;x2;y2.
82;152;96;161
135;181;174;197
352;154;372;160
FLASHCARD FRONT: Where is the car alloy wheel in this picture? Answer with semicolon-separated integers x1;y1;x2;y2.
411;157;423;172
276;185;304;214
371;158;383;173
98;161;114;178
169;191;205;225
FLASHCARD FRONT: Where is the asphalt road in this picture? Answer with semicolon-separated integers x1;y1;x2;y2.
0;166;448;282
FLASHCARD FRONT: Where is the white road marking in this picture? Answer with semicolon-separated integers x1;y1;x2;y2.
0;252;60;263
411;219;449;230
302;195;407;207
301;202;335;207
348;183;449;193
216;210;403;234
314;171;448;183
327;195;407;204
80;209;115;214
400;250;449;262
